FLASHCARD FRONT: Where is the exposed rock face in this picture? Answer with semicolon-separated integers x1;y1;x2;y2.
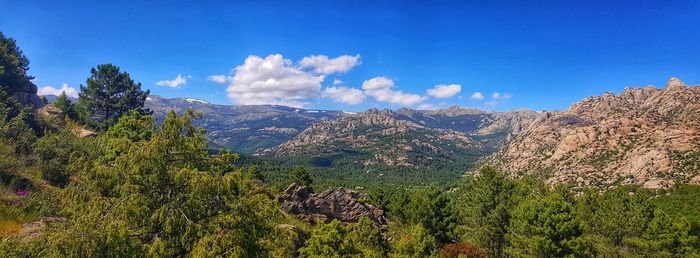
3;70;44;109
279;184;389;229
266;108;484;168
11;83;44;110
489;78;700;189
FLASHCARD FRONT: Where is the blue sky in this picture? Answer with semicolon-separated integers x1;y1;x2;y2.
1;0;699;111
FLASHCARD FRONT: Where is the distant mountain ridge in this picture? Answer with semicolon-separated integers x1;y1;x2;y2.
143;95;538;170
267;107;538;169
144;95;345;153
488;78;700;189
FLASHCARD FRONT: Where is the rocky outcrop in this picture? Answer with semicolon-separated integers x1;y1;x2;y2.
489;78;700;189
279;184;389;229
36;104;63;118
11;82;44;110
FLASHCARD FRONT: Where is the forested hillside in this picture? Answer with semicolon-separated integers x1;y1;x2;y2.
2;31;700;257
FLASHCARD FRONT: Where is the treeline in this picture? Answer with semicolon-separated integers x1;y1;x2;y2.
2;31;700;257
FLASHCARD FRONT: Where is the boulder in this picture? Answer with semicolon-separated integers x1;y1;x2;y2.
72;127;97;138
279;184;389;229
36;104;64;118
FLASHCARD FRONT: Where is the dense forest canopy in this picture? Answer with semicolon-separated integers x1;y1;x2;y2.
1;32;700;257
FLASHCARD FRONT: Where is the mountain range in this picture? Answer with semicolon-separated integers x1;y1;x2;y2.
144;96;537;170
44;77;700;188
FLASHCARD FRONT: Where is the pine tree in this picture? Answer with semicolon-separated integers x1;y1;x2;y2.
0;32;33;93
78;64;149;129
455;166;525;258
289;166;312;187
632;208;698;256
507;193;586;257
53;91;74;118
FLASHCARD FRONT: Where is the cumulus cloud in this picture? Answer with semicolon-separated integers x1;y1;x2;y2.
156;74;191;87
299;54;361;75
470;92;485;100
491;92;511;100
226;54;325;108
362;77;426;106
324;86;365;105
332;79;343;85
361;76;394;91
426;84;461;98
38;83;79;98
207;75;229;84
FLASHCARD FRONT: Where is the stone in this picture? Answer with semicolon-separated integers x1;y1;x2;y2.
36;104;63;118
279;183;389;229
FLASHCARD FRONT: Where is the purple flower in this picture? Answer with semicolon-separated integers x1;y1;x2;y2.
16;191;29;197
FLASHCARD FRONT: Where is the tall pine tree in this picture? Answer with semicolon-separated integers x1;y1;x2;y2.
78;64;149;129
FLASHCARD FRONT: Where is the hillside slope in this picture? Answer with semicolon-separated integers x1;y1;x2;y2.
145;96;344;153
489;78;700;189
266;107;536;169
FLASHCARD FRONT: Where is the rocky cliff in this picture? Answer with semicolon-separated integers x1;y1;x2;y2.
279;184;389;229
489;78;700;189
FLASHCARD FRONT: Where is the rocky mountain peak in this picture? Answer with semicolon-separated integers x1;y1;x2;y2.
489;78;700;189
667;77;686;88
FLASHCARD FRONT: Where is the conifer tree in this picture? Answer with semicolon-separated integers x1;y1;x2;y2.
78;64;149;129
507;193;586;257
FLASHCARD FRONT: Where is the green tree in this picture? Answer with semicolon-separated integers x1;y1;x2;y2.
299;219;358;257
390;223;439;258
628;208;698;256
53;91;75;118
585;186;654;247
78;63;149;129
403;186;455;243
348;217;387;257
0;32;33;93
455;166;526;258
507;193;587;257
36;109;275;256
290;166;313;187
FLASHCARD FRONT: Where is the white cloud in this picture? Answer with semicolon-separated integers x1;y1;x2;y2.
226;54;325;108
299;54;361;75
207;75;229;84
37;83;79;98
470;92;484;100
426;84;461;98
361;76;394;91
156;74;190;88
491;92;511;100
362;77;426;106
324;86;365;105
332;79;343;85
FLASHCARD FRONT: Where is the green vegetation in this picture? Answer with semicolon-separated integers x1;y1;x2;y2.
78;63;150;130
1;31;700;257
